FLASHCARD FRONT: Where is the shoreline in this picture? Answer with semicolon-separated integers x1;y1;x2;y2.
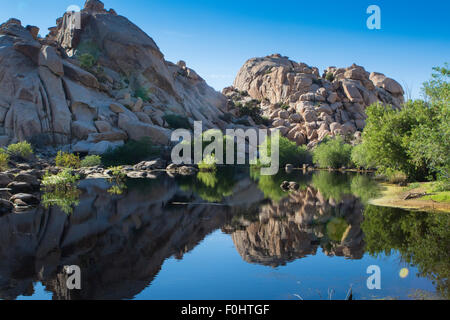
369;183;450;213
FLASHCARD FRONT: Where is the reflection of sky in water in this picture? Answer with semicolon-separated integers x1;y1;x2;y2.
130;231;433;300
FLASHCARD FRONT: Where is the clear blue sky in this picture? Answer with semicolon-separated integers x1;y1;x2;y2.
1;0;449;99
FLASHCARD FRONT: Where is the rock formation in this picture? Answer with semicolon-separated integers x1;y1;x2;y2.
0;0;227;153
225;54;405;148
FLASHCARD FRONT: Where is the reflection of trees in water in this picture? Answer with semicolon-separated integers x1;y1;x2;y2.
0;170;445;300
177;167;241;203
41;187;81;215
362;205;450;299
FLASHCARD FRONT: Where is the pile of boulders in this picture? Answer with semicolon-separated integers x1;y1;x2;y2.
0;161;45;214
224;54;405;148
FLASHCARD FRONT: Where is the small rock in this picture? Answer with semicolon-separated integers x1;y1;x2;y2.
280;181;290;191
7;182;33;193
289;182;300;191
0;173;12;187
285;164;294;173
10;193;40;206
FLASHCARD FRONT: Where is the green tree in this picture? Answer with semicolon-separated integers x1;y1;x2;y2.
361;65;449;183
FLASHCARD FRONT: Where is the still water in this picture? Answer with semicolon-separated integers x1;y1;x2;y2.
1;168;448;300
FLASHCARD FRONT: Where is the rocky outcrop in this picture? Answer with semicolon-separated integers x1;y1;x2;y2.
0;0;227;152
226;54;405;148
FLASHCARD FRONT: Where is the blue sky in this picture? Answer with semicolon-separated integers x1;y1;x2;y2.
1;0;449;99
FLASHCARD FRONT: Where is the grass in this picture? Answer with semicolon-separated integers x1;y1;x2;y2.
422;192;450;203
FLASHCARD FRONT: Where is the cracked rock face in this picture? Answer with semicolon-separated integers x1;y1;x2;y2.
226;54;405;148
0;0;227;151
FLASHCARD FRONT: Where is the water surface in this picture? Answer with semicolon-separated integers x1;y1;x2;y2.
1;169;448;300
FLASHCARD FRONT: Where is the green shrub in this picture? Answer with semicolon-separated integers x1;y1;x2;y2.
78;53;96;71
257;135;312;168
351;143;376;169
7;141;33;159
55;151;81;169
41;169;80;189
235;100;268;125
102;138;160;167
134;87;151;102
198;154;217;172
312;136;353;168
163;114;192;129
385;169;408;184
81;155;102;167
0;149;9;170
325;72;335;82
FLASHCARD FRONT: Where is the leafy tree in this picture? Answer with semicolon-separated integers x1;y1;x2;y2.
361;65;449;183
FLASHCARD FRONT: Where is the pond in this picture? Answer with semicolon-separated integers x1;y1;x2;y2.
0;168;448;300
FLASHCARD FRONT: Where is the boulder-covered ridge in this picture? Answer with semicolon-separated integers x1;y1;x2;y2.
0;0;227;153
224;54;405;148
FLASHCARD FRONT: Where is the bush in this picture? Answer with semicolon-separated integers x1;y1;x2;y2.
0;149;9;170
258;135;312;168
325;72;335;82
55;151;81;169
102;138;160;167
7;141;33;159
134;87;151;102
351;143;376;169
80;155;102;167
198;154;217;172
41;169;80;189
312;136;353;168
163;114;192;129
235;100;268;125
78;53;96;70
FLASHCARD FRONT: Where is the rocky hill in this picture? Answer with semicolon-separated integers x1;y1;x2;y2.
224;54;405;148
0;0;227;154
0;1;406;155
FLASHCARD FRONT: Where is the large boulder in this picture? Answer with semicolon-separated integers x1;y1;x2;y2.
118;113;171;145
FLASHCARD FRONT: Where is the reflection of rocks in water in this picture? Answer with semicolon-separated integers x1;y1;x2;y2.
226;186;365;267
0;176;256;300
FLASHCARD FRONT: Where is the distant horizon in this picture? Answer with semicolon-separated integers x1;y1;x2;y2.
1;0;449;99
